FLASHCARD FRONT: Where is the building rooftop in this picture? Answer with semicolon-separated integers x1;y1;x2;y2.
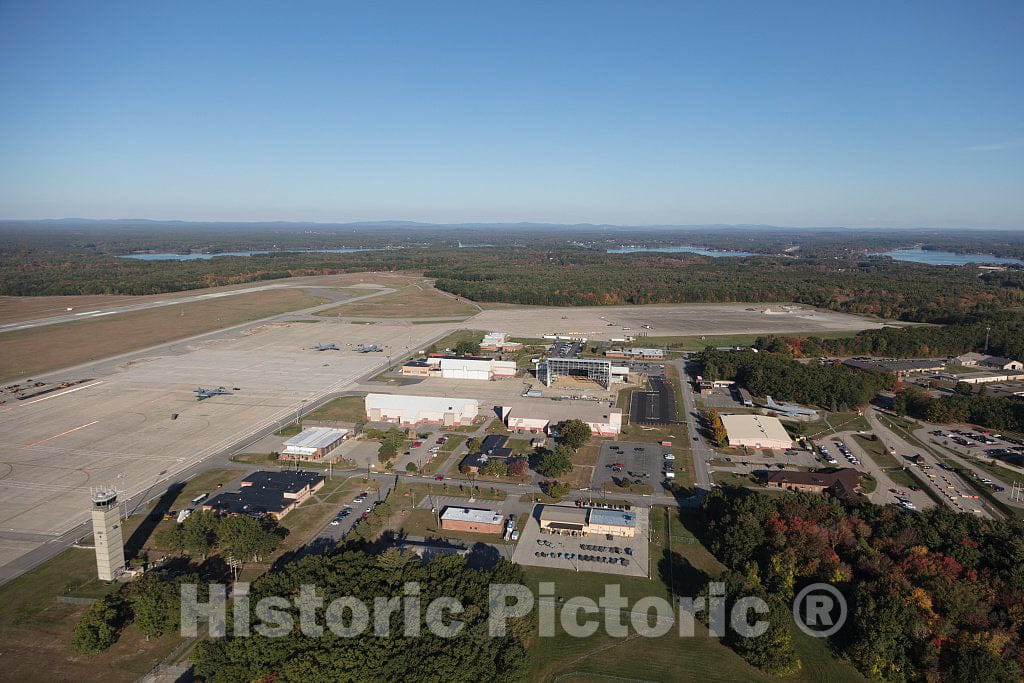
539;506;588;525
764;468;860;496
206;470;324;517
241;470;325;495
842;357;947;374
440;507;503;525
502;399;621;424
720;414;792;444
588;508;637;528
365;393;479;412
282;427;349;451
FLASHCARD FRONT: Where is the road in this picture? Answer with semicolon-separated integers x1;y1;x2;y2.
912;425;1024;510
673;359;713;489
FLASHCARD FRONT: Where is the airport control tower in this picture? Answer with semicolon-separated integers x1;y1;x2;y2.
90;488;125;581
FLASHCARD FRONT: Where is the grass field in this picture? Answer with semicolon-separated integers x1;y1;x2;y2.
0;288;328;382
315;283;479;318
303;395;367;423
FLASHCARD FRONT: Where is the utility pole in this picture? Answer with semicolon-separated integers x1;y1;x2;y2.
984;326;992;353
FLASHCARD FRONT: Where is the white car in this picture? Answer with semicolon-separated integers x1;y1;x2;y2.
663;453;675;460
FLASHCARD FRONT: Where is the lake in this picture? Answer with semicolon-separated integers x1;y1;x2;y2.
607;246;756;257
119;248;379;261
882;249;1024;266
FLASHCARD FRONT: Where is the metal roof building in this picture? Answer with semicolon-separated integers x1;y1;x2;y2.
365;393;479;426
281;427;350;460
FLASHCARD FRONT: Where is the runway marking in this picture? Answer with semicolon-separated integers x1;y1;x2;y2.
27;420;100;447
90;311;118;317
18;381;104;406
74;310;101;316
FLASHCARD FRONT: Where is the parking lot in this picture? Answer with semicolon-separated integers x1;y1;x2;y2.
696;385;748;411
550;340;585;358
511;504;650;577
592;441;673;489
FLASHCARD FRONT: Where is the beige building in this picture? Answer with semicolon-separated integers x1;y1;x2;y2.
365;393;479;426
498;399;623;436
721;414;793;450
538;505;636;538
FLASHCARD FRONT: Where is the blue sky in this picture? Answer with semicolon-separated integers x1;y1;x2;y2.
1;1;1021;228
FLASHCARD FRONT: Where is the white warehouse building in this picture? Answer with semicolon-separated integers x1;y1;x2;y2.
499;400;623;436
365;393;479;427
720;414;793;450
438;357;517;380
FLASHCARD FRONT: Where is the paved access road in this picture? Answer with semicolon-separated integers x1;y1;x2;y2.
673;359;713;490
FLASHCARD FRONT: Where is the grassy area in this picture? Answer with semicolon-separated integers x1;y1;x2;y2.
852;434;920;489
404;481;507;500
274;422;302;437
0;288;328;382
639;330;861;353
0;513;185;682
155;467;245;512
303;395;366;423
315;283;478;318
420;435;467;475
791;411;870;439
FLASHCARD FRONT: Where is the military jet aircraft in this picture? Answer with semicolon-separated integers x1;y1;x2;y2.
311;342;340;351
193;386;232;400
356;344;383;353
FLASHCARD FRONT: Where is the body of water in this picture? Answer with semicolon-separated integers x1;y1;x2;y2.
607;246;756;257
882;249;1024;266
119;248;378;261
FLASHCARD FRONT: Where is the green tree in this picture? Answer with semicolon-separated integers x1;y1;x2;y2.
405;462;418;472
536;445;574;478
542;480;571;499
481;459;507;477
454;339;480;356
217;515;284;563
558;419;591;450
128;573;178;641
70;595;124;654
180;510;217;558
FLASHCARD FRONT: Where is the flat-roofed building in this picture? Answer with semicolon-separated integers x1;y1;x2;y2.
538;505;636;537
365;393;478;426
721;414;793;450
203;470;325;520
480;332;524;352
281;427;350;461
439;506;504;534
605;347;665;360
400;356;517;380
498;399;623;436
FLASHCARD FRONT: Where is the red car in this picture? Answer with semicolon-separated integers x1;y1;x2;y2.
612;462;625;468
412;441;423;448
434;475;444;481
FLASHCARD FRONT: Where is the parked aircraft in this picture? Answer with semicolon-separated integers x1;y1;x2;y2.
356;344;383;353
765;395;817;416
311;342;339;351
193;386;232;400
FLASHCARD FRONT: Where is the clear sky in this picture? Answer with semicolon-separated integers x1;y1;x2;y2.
1;1;1021;228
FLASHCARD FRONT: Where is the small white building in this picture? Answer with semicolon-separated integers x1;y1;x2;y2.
480;332;524;352
721;414;793;450
365;393;479;426
281;427;351;461
955;352;1024;371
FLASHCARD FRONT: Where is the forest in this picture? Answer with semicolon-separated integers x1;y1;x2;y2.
702;486;1024;682
189;548;529;682
894;386;1024;436
697;347;892;410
